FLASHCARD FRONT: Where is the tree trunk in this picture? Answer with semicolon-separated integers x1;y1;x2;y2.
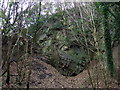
103;4;115;77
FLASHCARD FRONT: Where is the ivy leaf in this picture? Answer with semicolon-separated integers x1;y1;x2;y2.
39;34;47;41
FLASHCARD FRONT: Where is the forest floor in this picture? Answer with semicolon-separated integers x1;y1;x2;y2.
2;54;119;88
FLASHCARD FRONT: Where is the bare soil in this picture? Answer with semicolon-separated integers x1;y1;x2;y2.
2;54;119;88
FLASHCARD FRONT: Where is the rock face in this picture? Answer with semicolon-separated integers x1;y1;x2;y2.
46;46;90;77
57;49;89;76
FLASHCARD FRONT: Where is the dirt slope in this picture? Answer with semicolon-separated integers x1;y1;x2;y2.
26;56;118;88
2;54;119;88
29;57;89;88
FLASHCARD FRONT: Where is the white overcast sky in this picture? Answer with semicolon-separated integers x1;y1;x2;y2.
0;0;119;10
0;0;119;27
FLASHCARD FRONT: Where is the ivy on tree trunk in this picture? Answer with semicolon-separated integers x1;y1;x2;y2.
103;4;115;77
